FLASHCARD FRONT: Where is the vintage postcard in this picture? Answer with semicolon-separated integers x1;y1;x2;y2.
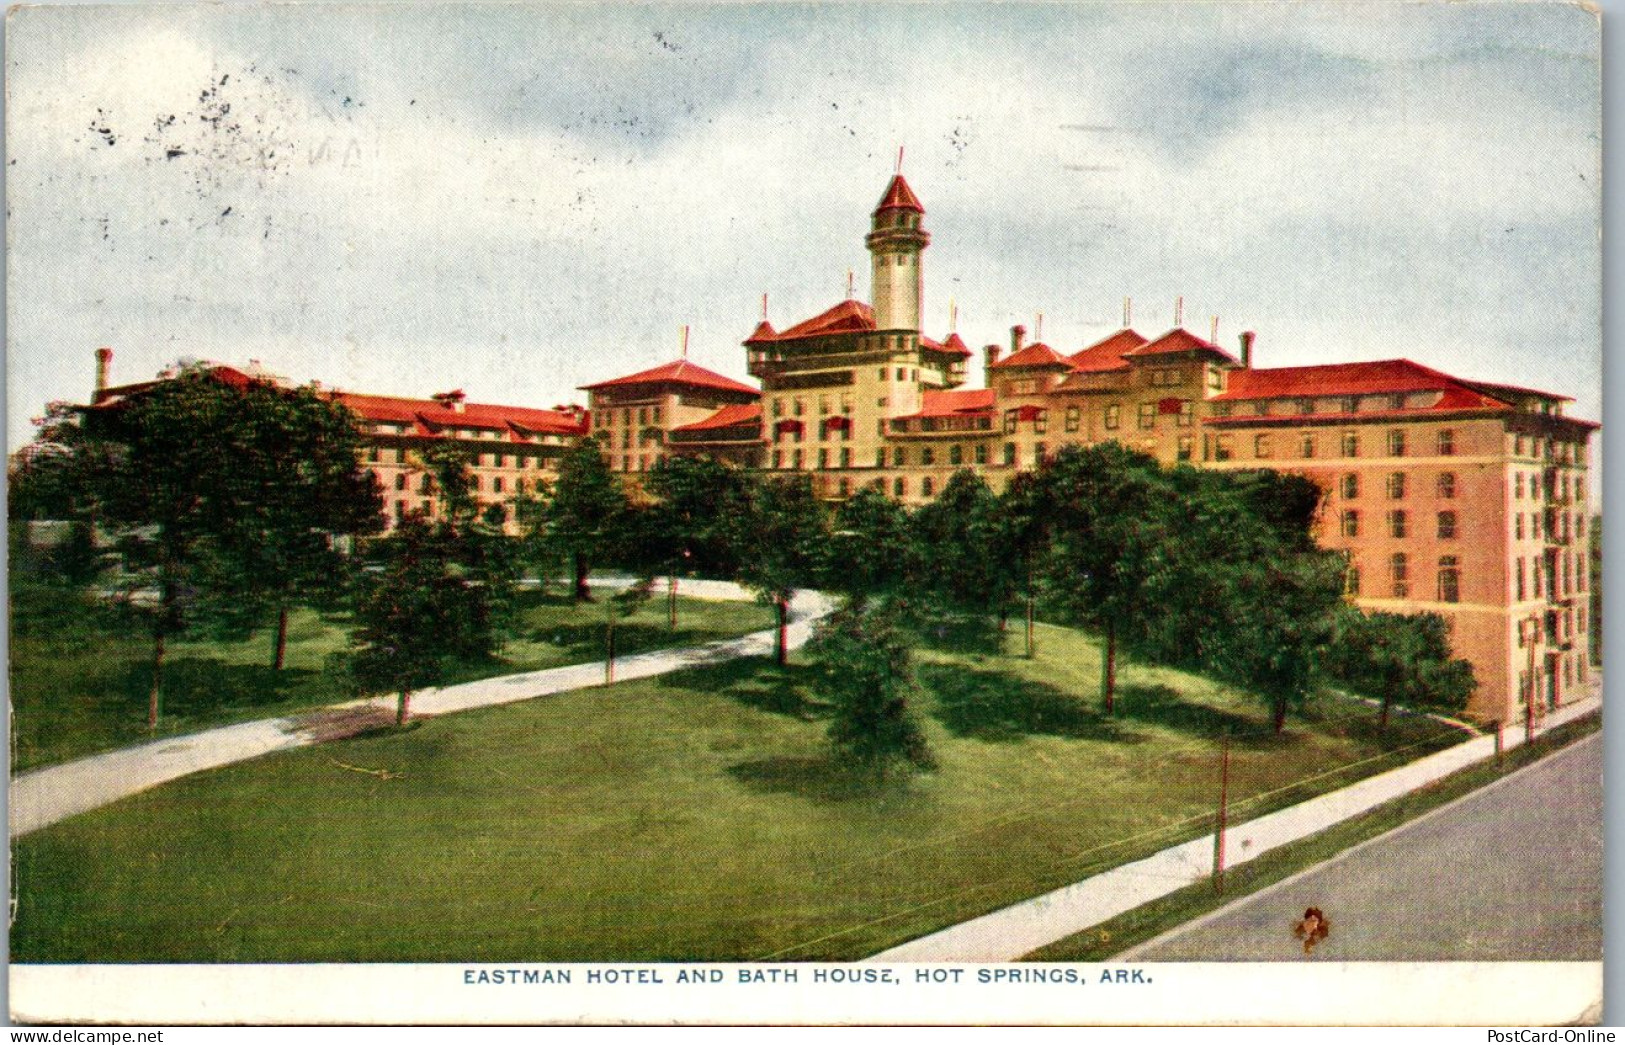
5;1;1603;1027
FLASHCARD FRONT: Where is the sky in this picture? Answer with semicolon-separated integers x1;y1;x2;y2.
4;2;1602;476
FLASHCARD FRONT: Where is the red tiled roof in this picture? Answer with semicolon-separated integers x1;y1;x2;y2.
913;388;996;418
1068;329;1149;373
875;174;924;214
925;332;974;358
1214;359;1506;404
745;321;777;344
750;299;876;343
989;341;1073;370
579;359;759;397
1129;328;1239;363
672;402;762;433
332;392;588;438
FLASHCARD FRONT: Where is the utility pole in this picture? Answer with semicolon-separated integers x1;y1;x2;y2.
1214;730;1231;893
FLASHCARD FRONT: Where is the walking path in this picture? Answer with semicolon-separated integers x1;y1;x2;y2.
865;686;1602;962
9;581;836;839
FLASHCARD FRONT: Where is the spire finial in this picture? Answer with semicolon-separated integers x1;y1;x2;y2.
761;293;769;321
1124;296;1132;328
1210;315;1219;344
680;324;689;360
949;298;958;333
847;269;855;300
896;145;904;175
1035;311;1044;342
1175;296;1184;327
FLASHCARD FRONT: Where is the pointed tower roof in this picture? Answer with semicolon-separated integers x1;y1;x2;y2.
875;174;924;214
745;320;778;344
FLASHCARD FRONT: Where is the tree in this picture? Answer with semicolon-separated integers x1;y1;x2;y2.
910;468;1020;643
1034;444;1177;711
735;474;828;665
1327;609;1477;729
807;604;933;780
992;469;1052;656
414;441;479;527
823;486;913;603
349;516;503;725
545;437;627;601
29;369;382;729
641;454;751;579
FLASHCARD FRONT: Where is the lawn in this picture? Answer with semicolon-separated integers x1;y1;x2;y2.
8;578;775;771
11;620;1470;963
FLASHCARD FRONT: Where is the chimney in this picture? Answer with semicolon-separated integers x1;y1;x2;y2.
1239;331;1256;369
1010;324;1026;356
985;343;1003;382
94;347;113;401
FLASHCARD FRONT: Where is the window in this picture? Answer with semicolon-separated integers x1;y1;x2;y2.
949;444;963;466
840;447;852;469
492;477;503;493
1300;433;1315;458
921;446;935;467
1178;401;1194;428
637;408;647;426
893;476;907;497
1516;559;1526;601
1533;512;1543;540
1437;429;1455;456
1065;406;1081;432
1437;473;1456;499
367;447;380;463
1515;434;1526;457
395;501;407;521
895;368;906;382
1214;435;1233;462
1437;511;1457;539
1341;431;1360;457
819;397;829;416
1341;396;1360;414
1003;410;1019;435
1387;429;1406;456
975;444;989;465
1388;394;1406;411
773;450;784;470
1252;401;1271;417
1104;405;1121;430
1177;436;1194;462
1390;553;1409;598
1298;398;1316;416
1515;473;1526;500
1515;513;1524;540
874;448;885;467
1387;473;1406;499
893;447;906;467
420;474;433;493
396;448;407;464
1254;434;1272;459
793;399;805;417
793;449;804;470
772;399;783;418
818;448;829;470
1340;473;1359;500
1389;510;1407;538
394;474;407;491
922;477;935;497
1003;443;1017;466
1138;403;1157;430
1035;442;1048;463
1345;562;1362;596
1342;510;1360;538
1438;556;1460;603
1034;410;1048;435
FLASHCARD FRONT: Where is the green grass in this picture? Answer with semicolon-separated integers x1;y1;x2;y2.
8;579;774;772
1022;711;1602;962
12;621;1468;963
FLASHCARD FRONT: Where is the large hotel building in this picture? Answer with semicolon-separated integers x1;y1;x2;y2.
579;174;1598;727
84;173;1596;728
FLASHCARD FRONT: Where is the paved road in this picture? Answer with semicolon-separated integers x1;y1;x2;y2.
1126;730;1603;961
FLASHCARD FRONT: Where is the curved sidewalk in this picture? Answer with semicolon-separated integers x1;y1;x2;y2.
10;583;836;839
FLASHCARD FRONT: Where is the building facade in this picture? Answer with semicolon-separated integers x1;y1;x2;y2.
91;350;588;531
580;175;1598;726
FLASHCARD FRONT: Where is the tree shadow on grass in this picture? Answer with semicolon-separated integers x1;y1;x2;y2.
726;754;907;804
918;663;1131;743
661;657;826;721
1111;683;1274;746
903;609;1008;657
127;657;332;719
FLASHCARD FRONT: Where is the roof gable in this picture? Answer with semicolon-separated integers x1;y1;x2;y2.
989;341;1073;370
754;299;877;343
580;359;759;397
1068;328;1149;373
1129;328;1239;363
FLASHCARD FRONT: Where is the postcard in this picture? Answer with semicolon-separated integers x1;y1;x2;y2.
5;1;1603;1026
